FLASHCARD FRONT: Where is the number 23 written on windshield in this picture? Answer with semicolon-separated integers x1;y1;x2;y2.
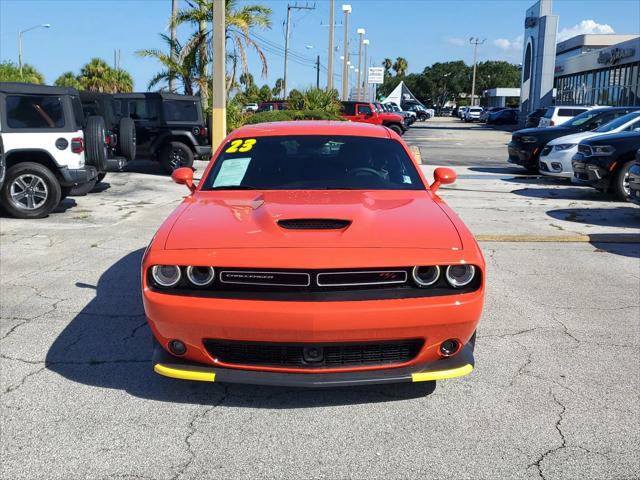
226;139;257;153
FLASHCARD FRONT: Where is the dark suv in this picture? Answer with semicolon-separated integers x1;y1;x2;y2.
508;107;640;171
115;93;211;173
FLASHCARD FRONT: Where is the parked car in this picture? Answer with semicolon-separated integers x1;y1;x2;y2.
463;107;483;122
115;93;211;173
627;149;640;205
146;121;485;387
486;108;519;125
0;83;102;218
257;101;287;112
374;102;410;132
341;101;407;136
525;108;547;128
0;134;4;190
244;103;258;112
403;103;432;121
80;91;136;182
508;107;639;171
572;130;640;200
384;102;416;125
457;106;469;119
539;111;640;179
538;105;596;127
479;107;506;123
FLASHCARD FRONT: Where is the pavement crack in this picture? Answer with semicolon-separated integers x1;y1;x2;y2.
122;321;149;341
528;390;567;480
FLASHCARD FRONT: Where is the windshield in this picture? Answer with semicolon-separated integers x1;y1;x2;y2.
561;109;603;127
595;111;640;132
163;100;199;122
203;135;425;191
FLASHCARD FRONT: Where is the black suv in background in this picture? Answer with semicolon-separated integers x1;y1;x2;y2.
572;131;640;200
115;93;211;173
627;149;640;205
508;107;640;171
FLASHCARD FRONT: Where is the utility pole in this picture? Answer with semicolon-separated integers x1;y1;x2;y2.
356;28;365;100
469;37;485;106
327;0;334;91
341;4;352;100
169;0;178;92
362;39;369;101
316;55;320;88
211;0;226;149
283;2;315;98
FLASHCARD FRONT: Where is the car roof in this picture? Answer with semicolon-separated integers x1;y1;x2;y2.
0;82;79;96
229;121;392;139
114;92;201;101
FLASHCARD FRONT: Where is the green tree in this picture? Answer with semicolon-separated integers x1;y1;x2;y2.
54;71;82;90
382;58;393;78
258;84;272;102
108;69;134;93
475;61;521;92
392;57;408;77
0;61;45;84
137;33;200;95
272;78;284;98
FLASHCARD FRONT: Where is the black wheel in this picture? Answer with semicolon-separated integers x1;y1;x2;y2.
118;117;136;161
0;162;61;219
85;116;108;172
69;179;97;197
97;172;107;183
418;113;427;122
60;186;72;200
612;160;633;201
388;124;403;136
159;141;194;174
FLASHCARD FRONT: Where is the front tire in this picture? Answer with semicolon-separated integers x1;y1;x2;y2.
0;162;61;219
418;113;427;122
388;124;403;136
612;160;633;201
97;172;107;183
159;141;194;174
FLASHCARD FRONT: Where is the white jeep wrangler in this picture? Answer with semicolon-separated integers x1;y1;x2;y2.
0;83;105;219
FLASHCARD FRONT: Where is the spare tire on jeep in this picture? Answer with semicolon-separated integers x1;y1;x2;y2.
118;117;136;162
85;116;108;172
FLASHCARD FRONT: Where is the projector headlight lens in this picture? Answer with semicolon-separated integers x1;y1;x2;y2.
445;265;476;288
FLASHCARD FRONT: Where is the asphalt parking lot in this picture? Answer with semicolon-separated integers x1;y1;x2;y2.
1;118;639;480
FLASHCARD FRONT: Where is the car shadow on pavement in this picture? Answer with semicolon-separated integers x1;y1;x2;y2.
590;240;640;259
46;249;436;407
511;185;620;201
468;166;531;175
547;207;640;229
124;160;168;176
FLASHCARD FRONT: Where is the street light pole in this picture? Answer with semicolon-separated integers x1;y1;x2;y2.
341;4;351;100
18;23;50;79
327;0;334;91
362;39;369;101
469;37;485;106
356;28;365;101
211;0;226;149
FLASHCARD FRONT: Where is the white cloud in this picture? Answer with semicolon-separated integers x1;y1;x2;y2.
445;37;466;47
557;20;615;42
493;35;523;51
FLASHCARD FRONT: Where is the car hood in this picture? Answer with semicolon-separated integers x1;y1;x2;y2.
547;131;600;146
512;126;577;144
580;130;640;146
164;190;462;250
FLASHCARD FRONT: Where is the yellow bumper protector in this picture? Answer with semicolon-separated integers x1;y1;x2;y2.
411;363;473;382
154;363;216;382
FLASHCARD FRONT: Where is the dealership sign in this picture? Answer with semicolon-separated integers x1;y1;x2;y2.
368;67;384;84
597;47;636;65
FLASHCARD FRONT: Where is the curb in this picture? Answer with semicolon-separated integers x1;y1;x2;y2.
476;234;640;244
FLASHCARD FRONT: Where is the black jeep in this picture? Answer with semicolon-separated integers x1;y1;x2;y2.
80;91;136;182
115;93;211;173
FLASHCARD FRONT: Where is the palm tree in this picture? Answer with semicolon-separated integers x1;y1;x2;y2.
108;69;134;93
78;58;114;92
382;58;393;78
137;33;201;95
172;0;272;92
393;57;408;77
272;77;284;98
0;61;45;84
54;72;82;90
239;72;254;90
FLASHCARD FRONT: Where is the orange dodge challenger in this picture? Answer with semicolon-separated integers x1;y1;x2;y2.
143;121;485;387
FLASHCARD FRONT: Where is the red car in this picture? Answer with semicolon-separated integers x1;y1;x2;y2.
143;121;485;387
341;101;407;136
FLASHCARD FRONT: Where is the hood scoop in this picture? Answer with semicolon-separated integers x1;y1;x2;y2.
277;218;352;230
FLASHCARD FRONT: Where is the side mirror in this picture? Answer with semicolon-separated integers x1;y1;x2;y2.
171;167;196;193
431;167;456;194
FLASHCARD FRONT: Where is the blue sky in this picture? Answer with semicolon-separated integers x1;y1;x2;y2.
1;0;638;92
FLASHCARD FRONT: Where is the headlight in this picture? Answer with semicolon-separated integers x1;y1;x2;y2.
591;145;615;156
412;266;441;287
445;265;476;288
554;144;575;151
151;265;182;287
186;266;215;286
521;136;538;143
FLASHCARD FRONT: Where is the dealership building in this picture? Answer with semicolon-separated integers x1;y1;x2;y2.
554;34;640;106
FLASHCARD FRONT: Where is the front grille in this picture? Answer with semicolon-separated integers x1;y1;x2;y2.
219;270;310;287
541;146;552;156
203;339;423;368
317;270;407;287
278;219;351;230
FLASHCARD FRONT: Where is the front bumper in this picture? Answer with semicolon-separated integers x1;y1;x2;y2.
538;147;575;178
58;165;98;187
571;154;611;189
195;145;212;157
507;142;539;168
152;337;475;387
